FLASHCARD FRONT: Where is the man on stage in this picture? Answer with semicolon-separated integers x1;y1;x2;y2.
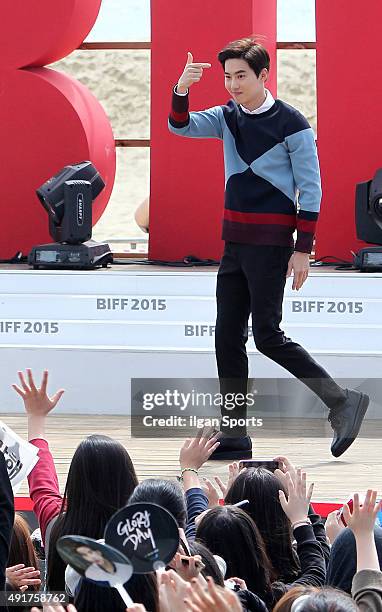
168;38;369;459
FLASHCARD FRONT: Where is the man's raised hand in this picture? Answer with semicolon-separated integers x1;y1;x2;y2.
177;52;211;94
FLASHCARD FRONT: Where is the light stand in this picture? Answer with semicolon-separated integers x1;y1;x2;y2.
29;162;113;270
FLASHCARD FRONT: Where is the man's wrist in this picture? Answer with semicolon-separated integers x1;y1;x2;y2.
175;84;189;95
294;242;313;255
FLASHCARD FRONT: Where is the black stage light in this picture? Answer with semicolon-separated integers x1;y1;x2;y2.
29;162;113;270
354;168;382;271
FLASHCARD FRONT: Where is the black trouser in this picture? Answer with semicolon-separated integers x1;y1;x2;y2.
215;243;347;434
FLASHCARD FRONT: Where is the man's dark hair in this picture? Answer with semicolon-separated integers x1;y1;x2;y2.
218;38;270;77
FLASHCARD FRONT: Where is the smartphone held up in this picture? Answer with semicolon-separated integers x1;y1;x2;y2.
238;458;279;472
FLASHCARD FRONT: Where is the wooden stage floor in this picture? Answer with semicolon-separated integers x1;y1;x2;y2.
5;414;381;504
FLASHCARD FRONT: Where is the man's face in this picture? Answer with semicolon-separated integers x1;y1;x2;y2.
224;58;267;108
77;546;104;565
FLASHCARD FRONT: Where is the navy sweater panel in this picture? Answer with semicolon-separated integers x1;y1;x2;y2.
168;90;321;253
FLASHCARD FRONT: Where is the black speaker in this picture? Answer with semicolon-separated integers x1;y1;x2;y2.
355;168;382;245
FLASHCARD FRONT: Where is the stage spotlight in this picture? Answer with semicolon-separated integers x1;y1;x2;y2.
354;168;382;271
29;162;113;269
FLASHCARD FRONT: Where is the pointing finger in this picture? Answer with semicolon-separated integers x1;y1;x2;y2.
189;62;211;68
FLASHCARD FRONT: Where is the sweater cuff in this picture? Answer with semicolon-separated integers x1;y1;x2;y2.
174;85;189;96
352;569;382;597
169;85;190;128
295;210;319;254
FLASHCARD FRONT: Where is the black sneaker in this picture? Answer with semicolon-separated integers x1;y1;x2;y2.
329;389;369;457
209;435;252;460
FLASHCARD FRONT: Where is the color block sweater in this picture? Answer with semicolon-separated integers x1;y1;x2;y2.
168;89;322;253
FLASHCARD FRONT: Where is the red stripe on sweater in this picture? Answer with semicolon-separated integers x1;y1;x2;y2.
296;218;317;233
170;109;189;123
224;210;296;226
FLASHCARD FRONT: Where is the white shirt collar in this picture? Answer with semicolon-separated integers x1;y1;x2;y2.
240;89;275;114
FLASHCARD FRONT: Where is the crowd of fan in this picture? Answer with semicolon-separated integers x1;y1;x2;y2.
0;369;381;612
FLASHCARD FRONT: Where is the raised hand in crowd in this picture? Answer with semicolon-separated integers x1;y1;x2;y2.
184;575;242;612
179;429;220;491
218;461;242;497
342;489;382;572
179;430;221;541
325;509;345;544
278;468;314;526
274;455;297;490
180;429;221;471
12;369;64;440
6;563;41;591
158;568;192;612
202;462;243;507
169;551;205;584
201;477;221;507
